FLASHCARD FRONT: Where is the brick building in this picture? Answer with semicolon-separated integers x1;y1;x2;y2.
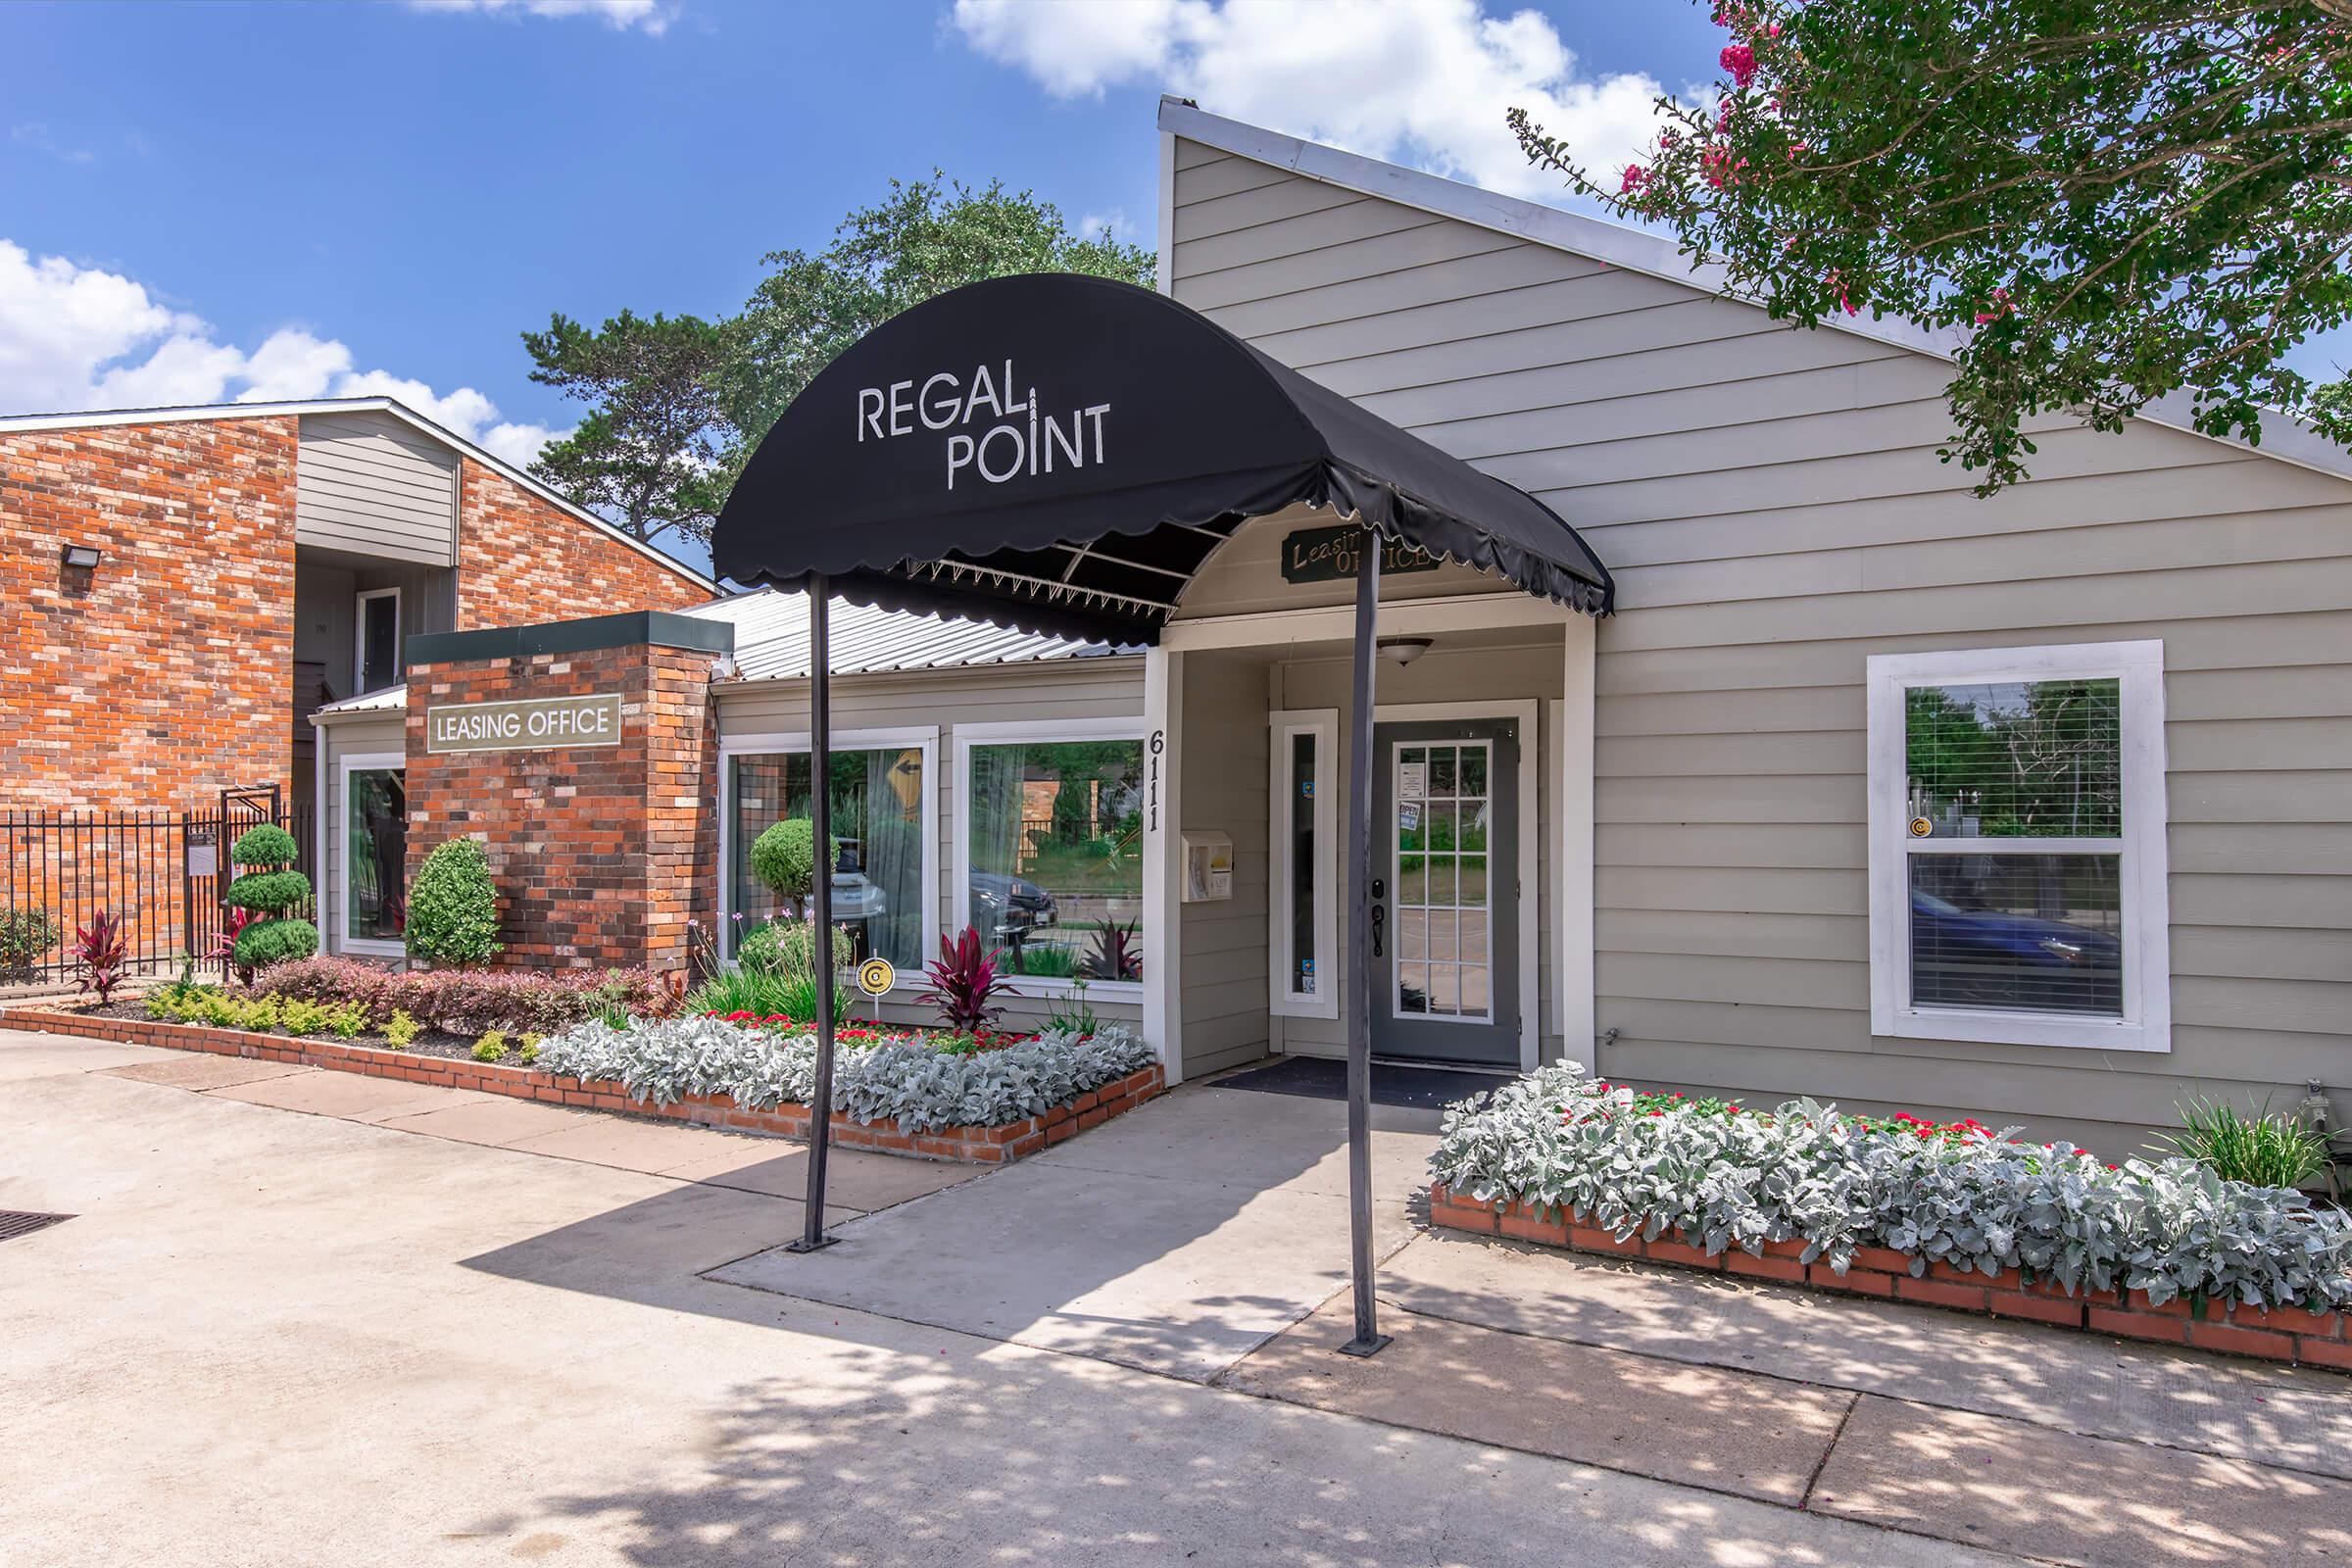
0;397;712;814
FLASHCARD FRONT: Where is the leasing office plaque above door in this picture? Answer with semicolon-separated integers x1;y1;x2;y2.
1279;522;1442;585
425;694;623;754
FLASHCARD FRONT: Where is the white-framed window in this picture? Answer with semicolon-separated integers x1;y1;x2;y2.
1269;709;1338;1019
717;727;937;984
1866;640;2170;1053
338;751;407;957
356;587;402;695
954;717;1147;998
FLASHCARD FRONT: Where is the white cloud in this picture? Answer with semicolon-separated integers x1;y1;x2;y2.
0;239;565;466
954;0;1667;200
1076;209;1134;243
12;122;98;165
406;0;677;34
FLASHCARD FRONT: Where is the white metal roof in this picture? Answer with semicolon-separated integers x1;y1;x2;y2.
0;395;717;592
681;587;1121;680
1157;97;2352;489
307;588;1119;725
311;685;409;722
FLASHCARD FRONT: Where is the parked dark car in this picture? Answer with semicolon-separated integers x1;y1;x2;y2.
968;871;1057;943
1909;888;2123;1015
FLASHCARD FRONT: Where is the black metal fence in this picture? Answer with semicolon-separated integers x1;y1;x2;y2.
0;804;317;985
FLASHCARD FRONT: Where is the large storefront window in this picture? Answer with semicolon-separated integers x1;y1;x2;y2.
965;734;1146;985
344;763;407;947
727;745;927;970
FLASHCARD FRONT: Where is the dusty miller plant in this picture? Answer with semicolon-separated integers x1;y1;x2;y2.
1432;1062;2352;1311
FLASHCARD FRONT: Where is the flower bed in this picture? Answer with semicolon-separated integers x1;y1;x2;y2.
1428;1062;2352;1371
536;1015;1159;1135
0;1004;1164;1165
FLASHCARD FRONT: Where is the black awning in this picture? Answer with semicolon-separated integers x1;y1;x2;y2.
711;273;1611;642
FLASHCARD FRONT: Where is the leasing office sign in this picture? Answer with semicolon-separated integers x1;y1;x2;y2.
425;694;622;754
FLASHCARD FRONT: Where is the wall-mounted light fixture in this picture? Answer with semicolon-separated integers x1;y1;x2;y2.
1377;636;1433;666
61;544;102;569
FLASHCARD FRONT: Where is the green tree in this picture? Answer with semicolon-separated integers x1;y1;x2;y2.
521;309;731;549
1512;0;2352;494
715;174;1156;483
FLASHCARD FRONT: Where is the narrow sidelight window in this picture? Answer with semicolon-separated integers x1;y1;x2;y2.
1866;641;2170;1052
1270;710;1337;1019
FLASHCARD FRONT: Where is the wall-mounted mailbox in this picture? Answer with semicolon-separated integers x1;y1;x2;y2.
1182;829;1233;903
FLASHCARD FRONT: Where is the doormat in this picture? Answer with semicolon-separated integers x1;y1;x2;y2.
1209;1055;1510;1110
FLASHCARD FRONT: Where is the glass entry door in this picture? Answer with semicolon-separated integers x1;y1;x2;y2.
1371;717;1520;1066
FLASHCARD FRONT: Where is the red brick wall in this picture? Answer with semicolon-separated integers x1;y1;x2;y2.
1;417;297;808
403;640;718;977
455;459;709;628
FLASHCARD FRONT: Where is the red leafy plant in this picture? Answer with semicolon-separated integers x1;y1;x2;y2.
214;906;258;985
1084;919;1143;982
919;925;1016;1032
74;908;128;1005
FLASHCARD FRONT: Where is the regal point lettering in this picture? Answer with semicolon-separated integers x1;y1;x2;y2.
425;694;622;753
854;359;1110;490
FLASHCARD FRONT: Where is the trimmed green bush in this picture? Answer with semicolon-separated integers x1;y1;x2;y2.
223;870;311;912
749;818;837;916
230;823;301;869
233;917;318;972
225;822;313;977
406;838;502;967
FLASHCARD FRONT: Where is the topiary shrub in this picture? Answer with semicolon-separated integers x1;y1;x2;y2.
225;823;314;979
749;818;838;918
232;917;318;972
406;837;502;968
230;823;301;869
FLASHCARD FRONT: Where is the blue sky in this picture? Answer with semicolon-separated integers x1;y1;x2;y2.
4;0;2342;578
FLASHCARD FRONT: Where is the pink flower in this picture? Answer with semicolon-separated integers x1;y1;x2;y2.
1972;287;2014;325
1620;164;1648;194
1721;43;1758;88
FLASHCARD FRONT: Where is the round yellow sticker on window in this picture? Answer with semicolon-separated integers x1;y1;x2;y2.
1908;816;1935;839
857;957;896;997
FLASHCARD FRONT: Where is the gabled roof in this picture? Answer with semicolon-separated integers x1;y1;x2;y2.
0;395;715;591
1157;97;2352;488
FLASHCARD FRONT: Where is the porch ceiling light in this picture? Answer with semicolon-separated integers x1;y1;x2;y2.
61;543;102;569
1378;636;1433;665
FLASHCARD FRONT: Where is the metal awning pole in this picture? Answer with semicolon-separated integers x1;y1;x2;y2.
791;573;840;1253
1339;524;1390;1358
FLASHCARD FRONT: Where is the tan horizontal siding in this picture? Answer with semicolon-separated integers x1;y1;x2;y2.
297;412;458;565
1172;141;2352;1151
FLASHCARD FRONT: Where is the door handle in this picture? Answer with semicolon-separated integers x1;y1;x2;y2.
1371;902;1386;958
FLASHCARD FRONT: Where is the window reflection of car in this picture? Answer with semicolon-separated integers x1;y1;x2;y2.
1909;888;2123;1013
825;837;886;922
969;871;1056;941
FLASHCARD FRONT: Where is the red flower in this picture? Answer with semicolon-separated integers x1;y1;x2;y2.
1720;43;1758;88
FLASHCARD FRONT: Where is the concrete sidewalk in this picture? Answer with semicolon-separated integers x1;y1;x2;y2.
13;1029;2349;1565
2;1028;2008;1567
708;1071;2352;1567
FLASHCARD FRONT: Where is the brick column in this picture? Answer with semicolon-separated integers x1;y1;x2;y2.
401;612;730;980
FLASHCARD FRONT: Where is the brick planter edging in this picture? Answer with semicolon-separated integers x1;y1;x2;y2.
1430;1185;2352;1374
8;1005;1163;1165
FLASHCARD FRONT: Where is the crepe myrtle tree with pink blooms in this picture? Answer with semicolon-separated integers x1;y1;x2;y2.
1511;0;2352;495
